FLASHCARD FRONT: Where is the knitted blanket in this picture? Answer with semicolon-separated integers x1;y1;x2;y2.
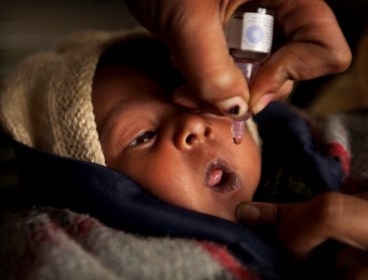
0;206;259;280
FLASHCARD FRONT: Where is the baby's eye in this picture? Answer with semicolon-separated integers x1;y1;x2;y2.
128;131;157;149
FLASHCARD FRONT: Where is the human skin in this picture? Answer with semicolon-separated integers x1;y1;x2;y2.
237;192;368;277
92;64;261;222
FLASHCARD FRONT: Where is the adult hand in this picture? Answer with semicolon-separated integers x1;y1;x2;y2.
124;0;351;118
236;192;368;277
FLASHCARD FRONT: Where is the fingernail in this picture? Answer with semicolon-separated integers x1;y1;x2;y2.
236;202;261;224
252;93;274;115
216;96;248;118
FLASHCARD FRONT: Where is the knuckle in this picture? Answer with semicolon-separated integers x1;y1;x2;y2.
264;204;282;225
327;47;352;74
276;80;294;100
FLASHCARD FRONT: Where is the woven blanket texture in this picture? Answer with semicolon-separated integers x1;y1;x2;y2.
0;206;259;280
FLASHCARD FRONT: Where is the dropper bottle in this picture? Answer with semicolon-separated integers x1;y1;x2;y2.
224;3;274;144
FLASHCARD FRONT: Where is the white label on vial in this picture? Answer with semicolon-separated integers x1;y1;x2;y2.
241;12;274;53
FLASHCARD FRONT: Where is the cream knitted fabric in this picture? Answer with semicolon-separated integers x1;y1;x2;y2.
0;29;152;165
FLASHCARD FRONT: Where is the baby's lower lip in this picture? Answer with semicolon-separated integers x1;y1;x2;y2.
206;160;240;193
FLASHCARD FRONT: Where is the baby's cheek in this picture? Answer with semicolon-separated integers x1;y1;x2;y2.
239;140;261;194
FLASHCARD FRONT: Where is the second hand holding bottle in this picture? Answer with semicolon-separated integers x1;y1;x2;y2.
224;3;274;144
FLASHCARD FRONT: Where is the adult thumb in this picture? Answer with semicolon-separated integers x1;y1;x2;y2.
236;201;299;226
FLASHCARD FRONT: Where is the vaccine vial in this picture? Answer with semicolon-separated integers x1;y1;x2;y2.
226;3;274;62
224;3;274;144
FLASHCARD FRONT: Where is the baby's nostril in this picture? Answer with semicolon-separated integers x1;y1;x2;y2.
204;127;212;137
186;134;196;144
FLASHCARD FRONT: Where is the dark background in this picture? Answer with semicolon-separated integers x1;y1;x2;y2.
0;0;367;191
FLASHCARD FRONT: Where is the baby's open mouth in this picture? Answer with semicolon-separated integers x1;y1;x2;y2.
206;159;240;193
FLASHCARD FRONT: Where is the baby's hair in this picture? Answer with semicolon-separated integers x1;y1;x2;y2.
96;38;185;95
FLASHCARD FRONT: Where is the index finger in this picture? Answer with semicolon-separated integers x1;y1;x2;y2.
167;1;251;118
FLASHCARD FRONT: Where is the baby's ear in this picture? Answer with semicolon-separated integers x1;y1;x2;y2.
173;84;202;111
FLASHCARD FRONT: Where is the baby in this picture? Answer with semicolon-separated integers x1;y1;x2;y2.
0;29;262;222
92;37;262;222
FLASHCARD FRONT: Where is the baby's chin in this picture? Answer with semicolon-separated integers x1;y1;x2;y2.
210;208;238;223
197;197;244;223
221;212;238;223
211;191;255;223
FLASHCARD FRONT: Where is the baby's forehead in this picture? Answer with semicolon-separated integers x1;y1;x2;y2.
94;65;171;101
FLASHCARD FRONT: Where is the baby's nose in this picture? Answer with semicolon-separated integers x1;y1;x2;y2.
173;113;213;151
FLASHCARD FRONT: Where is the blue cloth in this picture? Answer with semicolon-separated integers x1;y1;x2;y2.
254;102;343;202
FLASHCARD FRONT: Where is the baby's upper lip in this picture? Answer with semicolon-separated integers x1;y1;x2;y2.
206;159;240;193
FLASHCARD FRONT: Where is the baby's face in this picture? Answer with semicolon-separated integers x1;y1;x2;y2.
92;65;261;222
